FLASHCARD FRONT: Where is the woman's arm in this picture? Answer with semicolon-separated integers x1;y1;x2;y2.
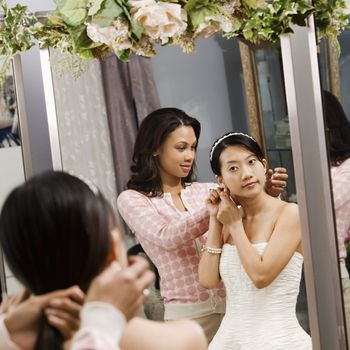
331;163;350;211
120;318;207;350
198;216;223;289
117;190;209;251
218;194;301;289
198;189;224;288
68;258;155;350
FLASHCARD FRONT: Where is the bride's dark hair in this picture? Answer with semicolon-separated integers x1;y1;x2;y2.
0;171;114;350
210;132;265;176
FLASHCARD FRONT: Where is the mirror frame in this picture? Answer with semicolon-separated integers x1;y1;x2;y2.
0;55;32;297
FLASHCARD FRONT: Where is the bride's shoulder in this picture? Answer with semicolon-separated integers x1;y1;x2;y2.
276;201;300;224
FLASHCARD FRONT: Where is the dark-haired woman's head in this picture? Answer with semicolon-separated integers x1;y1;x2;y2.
210;133;267;200
127;108;201;196
0;171;120;349
322;90;350;166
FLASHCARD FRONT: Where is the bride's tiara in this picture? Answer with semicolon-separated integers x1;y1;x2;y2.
210;132;257;161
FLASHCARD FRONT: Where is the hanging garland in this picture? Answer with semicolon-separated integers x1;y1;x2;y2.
0;0;349;76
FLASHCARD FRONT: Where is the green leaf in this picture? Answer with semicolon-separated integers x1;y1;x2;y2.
242;0;267;10
184;0;210;13
92;0;123;27
130;20;144;40
58;0;88;26
184;0;218;29
116;49;129;61
114;0;144;40
88;0;105;16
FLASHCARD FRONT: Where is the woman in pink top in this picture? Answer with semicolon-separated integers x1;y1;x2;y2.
117;108;288;341
323;91;350;338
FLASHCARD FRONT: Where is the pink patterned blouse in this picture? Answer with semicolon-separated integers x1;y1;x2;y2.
117;182;226;319
331;158;350;264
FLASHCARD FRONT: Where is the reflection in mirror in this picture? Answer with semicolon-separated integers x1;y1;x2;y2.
319;34;350;343
319;29;350;345
0;66;20;148
0;58;26;300
253;46;296;202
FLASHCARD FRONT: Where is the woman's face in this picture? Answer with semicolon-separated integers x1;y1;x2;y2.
155;125;197;183
217;145;267;200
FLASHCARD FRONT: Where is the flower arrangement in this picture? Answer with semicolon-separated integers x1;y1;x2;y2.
0;0;349;75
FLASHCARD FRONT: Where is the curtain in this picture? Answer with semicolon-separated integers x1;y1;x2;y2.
100;55;160;194
51;53;118;213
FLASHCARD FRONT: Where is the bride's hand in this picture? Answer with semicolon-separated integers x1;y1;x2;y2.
217;191;243;226
206;188;221;217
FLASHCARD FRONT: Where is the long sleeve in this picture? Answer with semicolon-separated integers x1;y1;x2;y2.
70;302;126;350
331;161;350;211
330;159;350;261
117;190;209;251
0;314;21;350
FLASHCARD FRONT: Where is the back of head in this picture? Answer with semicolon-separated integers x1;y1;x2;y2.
127;108;201;196
210;132;265;176
0;171;112;350
323;90;350;165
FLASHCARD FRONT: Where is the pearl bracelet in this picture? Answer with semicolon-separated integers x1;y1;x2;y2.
201;245;222;254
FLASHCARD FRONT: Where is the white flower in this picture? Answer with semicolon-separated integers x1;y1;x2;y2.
194;14;233;38
86;22;119;45
221;0;241;15
344;0;350;14
112;18;133;51
86;19;132;51
129;0;187;44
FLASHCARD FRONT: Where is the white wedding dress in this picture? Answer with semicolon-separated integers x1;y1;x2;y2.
209;242;312;350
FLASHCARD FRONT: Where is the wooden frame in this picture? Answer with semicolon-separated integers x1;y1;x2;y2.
238;40;267;154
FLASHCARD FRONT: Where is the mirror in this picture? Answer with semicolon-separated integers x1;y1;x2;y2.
0;57;27;300
42;32;313;344
318;30;350;346
0;72;20;148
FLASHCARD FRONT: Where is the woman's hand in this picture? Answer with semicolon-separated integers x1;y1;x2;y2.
217;191;243;227
86;257;155;321
3;286;84;350
265;167;288;197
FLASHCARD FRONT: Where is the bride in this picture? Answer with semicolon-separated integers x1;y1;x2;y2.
198;132;312;349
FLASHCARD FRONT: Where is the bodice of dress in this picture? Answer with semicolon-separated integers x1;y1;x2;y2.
208;242;312;349
221;242;303;321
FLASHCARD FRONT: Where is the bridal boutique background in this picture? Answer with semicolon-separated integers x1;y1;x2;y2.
0;0;348;348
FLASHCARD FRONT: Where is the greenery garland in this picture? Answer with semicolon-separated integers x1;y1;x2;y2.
0;0;349;76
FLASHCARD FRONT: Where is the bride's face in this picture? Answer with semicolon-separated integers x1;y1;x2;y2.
217;145;267;200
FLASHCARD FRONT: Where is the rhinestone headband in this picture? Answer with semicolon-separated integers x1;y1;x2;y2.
209;132;257;161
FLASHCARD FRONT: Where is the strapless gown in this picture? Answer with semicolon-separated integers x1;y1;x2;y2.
209;242;312;349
